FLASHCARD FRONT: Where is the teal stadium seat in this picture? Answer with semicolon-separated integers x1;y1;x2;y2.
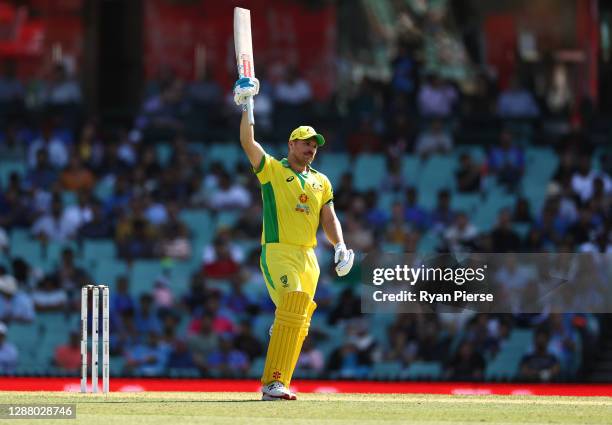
83;239;116;261
317;153;350;186
353;154;385;191
179;209;214;245
485;329;532;380
370;361;403;379
401;155;421;183
401;361;442;379
207;143;243;171
0;160;27;186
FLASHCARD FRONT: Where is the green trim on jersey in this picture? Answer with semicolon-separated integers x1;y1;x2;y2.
254;155;266;174
281;157;308;189
261;182;279;243
260;245;275;290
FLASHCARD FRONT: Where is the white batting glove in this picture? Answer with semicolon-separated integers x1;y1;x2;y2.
233;77;259;106
334;242;354;277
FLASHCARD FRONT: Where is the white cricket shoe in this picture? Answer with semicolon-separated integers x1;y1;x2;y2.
261;381;297;401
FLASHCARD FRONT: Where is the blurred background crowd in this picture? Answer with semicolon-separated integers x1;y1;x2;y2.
0;0;611;383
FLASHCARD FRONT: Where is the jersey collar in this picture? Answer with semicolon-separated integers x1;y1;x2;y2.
281;158;310;176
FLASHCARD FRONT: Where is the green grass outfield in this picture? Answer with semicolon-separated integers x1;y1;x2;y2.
0;392;611;424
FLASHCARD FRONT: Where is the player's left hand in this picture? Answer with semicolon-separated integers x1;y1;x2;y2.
233;77;259;106
334;242;354;277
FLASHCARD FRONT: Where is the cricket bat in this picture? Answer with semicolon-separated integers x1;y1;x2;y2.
234;7;256;125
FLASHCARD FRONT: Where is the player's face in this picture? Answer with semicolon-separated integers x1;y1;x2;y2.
290;138;318;165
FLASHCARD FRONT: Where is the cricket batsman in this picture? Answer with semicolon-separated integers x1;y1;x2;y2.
233;77;355;400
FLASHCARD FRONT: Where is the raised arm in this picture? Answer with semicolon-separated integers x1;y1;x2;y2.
239;109;265;169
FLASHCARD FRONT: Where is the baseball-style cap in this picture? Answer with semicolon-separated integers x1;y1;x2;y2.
289;126;325;146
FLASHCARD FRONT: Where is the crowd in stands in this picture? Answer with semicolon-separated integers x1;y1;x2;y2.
0;1;610;381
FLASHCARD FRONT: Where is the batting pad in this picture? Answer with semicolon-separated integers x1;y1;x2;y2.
261;291;311;387
287;299;317;385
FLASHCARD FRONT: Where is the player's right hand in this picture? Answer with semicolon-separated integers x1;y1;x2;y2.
233;77;259;106
334;242;354;277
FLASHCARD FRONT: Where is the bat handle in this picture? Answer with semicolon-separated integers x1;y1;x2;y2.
247;96;255;125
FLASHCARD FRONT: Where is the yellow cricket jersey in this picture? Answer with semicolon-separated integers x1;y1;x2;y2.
254;154;334;248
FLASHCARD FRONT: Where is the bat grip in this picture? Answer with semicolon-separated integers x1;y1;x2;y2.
247;97;255;125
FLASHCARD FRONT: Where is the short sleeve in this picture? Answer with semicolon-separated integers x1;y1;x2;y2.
253;154;274;184
323;176;334;205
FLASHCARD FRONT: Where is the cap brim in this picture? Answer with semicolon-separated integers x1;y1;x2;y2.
314;134;325;146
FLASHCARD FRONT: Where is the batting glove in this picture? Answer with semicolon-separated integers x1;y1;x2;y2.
233;77;259;106
334;242;354;277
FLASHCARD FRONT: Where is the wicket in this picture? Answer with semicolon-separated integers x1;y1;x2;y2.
81;284;110;393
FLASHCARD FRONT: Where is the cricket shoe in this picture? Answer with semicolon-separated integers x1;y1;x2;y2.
261;381;297;401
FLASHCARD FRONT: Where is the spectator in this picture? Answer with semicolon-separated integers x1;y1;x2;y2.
364;191;388;230
167;339;195;370
386;202;413;245
202;236;240;279
207;335;250;377
53;331;82;372
63;191;95;236
116;202;158;259
208;171;251;210
0;125;27;161
182;273;208;314
234;320;263;362
443;212;478;253
326;344;368;380
497;77;539;118
31;276;68;311
159;204;192;260
152;278;174;315
0;274;35;322
31;196;74;242
234;204;263;240
417;74;458;117
0;322;18;374
78;202;114;239
404;187;429;231
27;126;69;170
26;149;58;191
60;155;96;192
518;329;560;382
333;173;357;212
385;332;417;366
343;213;375;253
222;270;253;315
414;119;453;157
328;289;361;326
44;63;82;106
0;61;24;105
571;154;612;204
110;276;135;318
297;338;325;374
134;294;161;336
455;153;481;193
54;248;89;298
124;332;168;376
444;340;485;380
430;189;455;230
487;129;524;191
512;197;533;224
274;67;312;106
187;313;218;374
346;118;382;156
0;227;7;255
490;209;521;252
136;78;187;132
